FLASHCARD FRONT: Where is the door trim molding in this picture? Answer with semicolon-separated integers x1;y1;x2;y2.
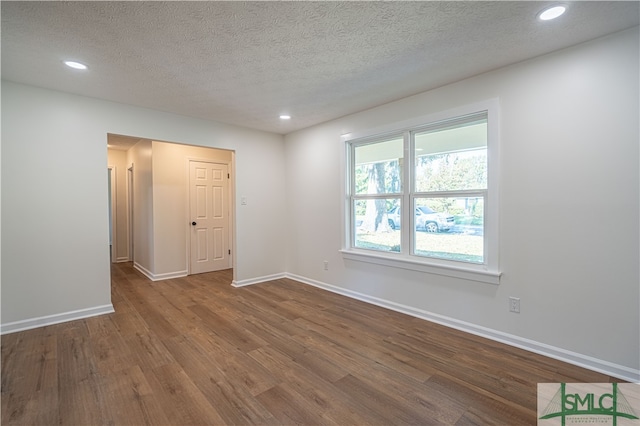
127;164;134;262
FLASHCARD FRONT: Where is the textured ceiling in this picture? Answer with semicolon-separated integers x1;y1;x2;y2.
2;1;639;135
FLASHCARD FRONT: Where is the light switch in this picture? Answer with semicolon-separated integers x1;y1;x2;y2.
241;197;247;205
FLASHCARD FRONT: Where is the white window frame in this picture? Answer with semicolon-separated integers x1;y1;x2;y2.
340;99;501;285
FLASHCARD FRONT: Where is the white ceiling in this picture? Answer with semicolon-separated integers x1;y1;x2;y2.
2;1;638;135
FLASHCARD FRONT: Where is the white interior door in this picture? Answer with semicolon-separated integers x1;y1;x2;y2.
189;161;231;274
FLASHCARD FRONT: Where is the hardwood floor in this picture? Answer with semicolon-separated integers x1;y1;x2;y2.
2;262;621;425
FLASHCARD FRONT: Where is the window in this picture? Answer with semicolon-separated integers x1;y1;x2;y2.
343;101;500;284
352;135;403;252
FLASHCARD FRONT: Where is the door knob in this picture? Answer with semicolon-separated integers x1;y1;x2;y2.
192;221;197;226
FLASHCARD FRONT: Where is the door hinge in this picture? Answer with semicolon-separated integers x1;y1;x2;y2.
228;249;231;255
227;173;230;178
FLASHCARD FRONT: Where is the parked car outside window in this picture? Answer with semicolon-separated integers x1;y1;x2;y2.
387;206;454;232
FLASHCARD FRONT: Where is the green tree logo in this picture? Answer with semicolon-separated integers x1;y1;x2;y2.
540;383;639;425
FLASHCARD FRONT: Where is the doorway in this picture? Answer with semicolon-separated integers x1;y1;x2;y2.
107;134;235;281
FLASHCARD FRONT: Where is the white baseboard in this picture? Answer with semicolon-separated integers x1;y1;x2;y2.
133;263;187;281
115;257;130;263
1;304;115;335
151;270;188;281
231;272;286;288
285;273;640;383
133;262;154;280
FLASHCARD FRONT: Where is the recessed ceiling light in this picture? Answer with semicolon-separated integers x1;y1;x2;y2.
279;115;291;120
64;60;88;70
538;5;566;21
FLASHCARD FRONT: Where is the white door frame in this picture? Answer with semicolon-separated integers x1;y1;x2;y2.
108;166;117;263
127;164;134;262
186;158;233;275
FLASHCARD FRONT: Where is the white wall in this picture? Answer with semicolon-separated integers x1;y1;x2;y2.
1;82;287;328
128;139;154;274
284;28;639;378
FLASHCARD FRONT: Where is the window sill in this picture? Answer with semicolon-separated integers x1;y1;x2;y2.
339;249;501;285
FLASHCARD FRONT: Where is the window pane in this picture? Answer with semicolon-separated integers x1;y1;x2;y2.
354;198;401;252
413;197;484;263
415;119;487;192
354;137;403;195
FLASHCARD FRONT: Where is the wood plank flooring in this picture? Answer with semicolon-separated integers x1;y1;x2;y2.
2;262;622;425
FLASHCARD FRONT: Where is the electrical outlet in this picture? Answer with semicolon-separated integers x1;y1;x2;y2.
323;260;329;271
509;297;521;313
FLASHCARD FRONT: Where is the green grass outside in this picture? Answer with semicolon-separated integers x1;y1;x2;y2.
355;230;483;264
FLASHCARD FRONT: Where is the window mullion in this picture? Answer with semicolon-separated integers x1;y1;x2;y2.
414;189;486;198
352;194;401;200
403;130;412;255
